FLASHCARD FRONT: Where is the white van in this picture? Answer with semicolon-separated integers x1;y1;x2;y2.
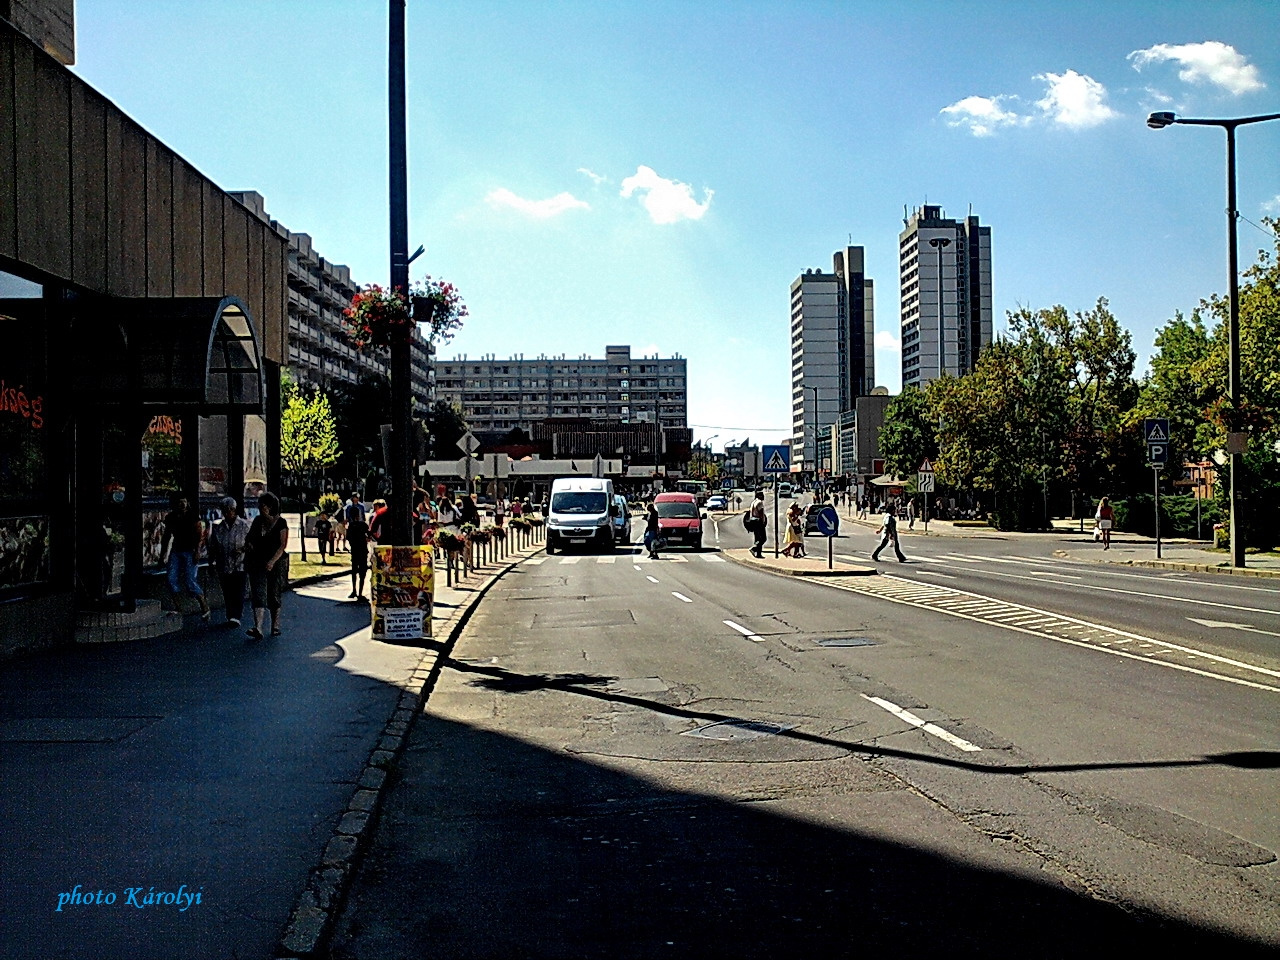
546;477;617;554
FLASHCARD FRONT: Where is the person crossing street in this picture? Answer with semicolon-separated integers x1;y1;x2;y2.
871;502;906;563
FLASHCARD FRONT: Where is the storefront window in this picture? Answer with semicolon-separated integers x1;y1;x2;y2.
0;268;50;591
141;414;184;570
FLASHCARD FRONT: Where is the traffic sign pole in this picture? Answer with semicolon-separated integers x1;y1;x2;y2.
773;474;779;559
1154;464;1162;560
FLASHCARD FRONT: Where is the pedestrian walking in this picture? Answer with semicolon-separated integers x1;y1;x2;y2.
333;510;348;553
346;513;370;599
459;494;481;528
244;491;289;639
315;511;333;564
345;492;365;525
372;498;390;539
782;502;805;558
510;498;523;519
208;497;250;627
1095;496;1114;551
160;494;211;620
644;502;662;559
858;497;869;520
748;490;767;557
437;494;460;532
871;503;906;563
494;495;506;527
907;499;917;531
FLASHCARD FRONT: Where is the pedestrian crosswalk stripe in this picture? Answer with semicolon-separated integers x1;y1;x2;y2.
597;557;617;563
702;555;726;562
558;557;581;564
525;557;546;565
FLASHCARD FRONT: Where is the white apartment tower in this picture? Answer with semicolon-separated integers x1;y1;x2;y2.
899;204;992;389
789;245;875;474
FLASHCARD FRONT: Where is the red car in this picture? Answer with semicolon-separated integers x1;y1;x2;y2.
653;492;706;551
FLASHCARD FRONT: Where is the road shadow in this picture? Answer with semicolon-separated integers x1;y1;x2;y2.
333;704;1276;959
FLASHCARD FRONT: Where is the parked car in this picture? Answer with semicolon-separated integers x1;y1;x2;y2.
653;492;706;551
611;494;632;544
705;494;728;511
804;502;839;536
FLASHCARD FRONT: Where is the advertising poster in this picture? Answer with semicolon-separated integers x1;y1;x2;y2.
371;545;434;641
0;515;50;589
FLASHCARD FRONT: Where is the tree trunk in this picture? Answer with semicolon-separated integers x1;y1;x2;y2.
299;510;308;561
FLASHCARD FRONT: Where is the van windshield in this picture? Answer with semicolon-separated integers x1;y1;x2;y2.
655;501;698;519
551;492;607;514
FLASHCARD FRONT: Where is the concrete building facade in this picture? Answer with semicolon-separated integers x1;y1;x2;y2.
228;192;433;413
789;245;875;474
434;344;687;436
899;204;992;390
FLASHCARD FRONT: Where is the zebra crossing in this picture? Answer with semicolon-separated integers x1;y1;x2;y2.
524;553;727;566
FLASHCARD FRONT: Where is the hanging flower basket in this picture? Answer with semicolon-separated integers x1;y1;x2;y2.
343;276;469;351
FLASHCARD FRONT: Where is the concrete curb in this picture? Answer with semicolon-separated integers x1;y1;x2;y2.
273;543;544;960
1057;552;1280;579
723;549;877;578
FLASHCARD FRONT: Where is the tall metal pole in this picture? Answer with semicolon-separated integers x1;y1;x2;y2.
1148;110;1280;567
388;0;413;547
1224;124;1244;568
930;236;952;380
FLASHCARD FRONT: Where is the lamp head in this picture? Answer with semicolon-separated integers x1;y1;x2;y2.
929;237;951;249
1147;111;1177;129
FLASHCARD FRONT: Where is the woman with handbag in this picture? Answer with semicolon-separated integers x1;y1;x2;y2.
244;491;289;639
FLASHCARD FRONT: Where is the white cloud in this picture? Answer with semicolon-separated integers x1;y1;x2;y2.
940;95;1028;136
1263;195;1280;215
874;330;900;352
1034;70;1118;128
1128;41;1264;96
484;188;589;219
619;166;713;224
577;167;607;185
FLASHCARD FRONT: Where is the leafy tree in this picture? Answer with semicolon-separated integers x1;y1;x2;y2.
877;387;937;480
280;375;341;560
1134;310;1214;479
1194;221;1280;548
424;400;469;460
330;374;393;488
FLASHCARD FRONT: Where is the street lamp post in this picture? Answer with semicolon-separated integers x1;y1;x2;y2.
1148;110;1280;568
701;434;719;480
929;236;952;380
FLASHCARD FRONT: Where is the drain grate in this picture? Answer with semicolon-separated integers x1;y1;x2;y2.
815;636;875;648
682;719;796;741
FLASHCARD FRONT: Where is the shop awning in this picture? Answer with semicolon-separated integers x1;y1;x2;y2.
132;297;264;413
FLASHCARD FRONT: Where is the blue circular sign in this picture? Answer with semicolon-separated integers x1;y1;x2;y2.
815;505;840;537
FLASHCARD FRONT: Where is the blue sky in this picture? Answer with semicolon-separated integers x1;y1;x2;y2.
73;1;1279;448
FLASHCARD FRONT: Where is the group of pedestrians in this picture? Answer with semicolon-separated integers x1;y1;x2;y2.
167;491;291;640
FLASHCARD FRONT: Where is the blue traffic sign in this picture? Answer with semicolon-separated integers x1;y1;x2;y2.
762;445;790;473
1144;418;1170;443
814;505;839;537
1148;442;1168;464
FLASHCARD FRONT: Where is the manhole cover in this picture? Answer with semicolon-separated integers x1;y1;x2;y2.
682;720;796;741
815;637;875;647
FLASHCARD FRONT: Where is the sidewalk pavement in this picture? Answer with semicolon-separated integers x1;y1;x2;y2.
0;534;545;960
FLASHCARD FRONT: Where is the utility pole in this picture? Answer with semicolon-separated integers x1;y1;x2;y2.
387;0;413;546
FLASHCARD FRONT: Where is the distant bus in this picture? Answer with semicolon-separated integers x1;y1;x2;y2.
674;480;709;504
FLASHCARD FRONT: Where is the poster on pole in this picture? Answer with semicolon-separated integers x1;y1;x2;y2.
371;545;435;640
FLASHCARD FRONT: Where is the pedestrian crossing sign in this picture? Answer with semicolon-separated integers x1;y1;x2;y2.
1143;418;1169;443
762;445;790;473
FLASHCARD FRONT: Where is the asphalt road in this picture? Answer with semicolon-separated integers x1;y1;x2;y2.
334;494;1280;957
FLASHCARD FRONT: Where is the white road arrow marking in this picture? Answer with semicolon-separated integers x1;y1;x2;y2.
1187;617;1280;640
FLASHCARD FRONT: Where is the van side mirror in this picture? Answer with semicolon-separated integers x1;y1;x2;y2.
609;504;620;517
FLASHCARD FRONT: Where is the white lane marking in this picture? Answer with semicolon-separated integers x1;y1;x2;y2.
525;557;546;565
646;576;660;584
914;571;958;579
559;557;582;564
1187;617;1280;640
723;619;765;642
938;555;983;563
702;555;726;562
634;565;642;571
597;556;617;564
860;695;982;753
672;592;694;603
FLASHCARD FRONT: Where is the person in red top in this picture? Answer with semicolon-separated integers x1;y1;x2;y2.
367;498;389;544
1095;496;1114;550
